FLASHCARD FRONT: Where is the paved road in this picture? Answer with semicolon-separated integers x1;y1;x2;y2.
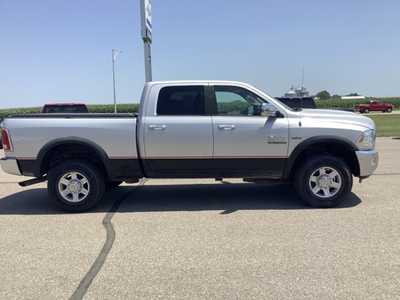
1;138;400;299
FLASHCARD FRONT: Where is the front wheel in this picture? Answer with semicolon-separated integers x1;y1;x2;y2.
294;155;353;208
48;160;105;212
387;107;393;113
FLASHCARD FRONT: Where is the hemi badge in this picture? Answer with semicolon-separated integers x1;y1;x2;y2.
267;136;288;144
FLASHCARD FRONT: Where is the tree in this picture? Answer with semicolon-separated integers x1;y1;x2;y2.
315;90;331;100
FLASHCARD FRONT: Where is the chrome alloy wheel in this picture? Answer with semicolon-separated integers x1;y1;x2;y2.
57;171;90;203
308;166;342;199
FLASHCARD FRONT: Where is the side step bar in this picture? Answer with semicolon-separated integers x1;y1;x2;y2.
19;176;47;187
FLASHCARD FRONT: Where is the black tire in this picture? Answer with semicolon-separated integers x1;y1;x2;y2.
294;155;353;208
364;109;369;113
48;160;105;212
387;108;392;113
106;181;123;190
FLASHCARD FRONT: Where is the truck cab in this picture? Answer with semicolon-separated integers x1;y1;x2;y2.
138;82;289;178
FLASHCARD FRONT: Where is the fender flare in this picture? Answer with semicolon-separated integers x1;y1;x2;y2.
283;136;358;179
35;137;110;177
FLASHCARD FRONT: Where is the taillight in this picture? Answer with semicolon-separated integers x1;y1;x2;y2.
1;129;13;152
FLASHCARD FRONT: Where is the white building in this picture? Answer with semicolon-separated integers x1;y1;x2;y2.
341;96;366;100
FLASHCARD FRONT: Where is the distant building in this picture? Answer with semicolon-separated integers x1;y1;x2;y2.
284;86;310;98
341;96;366;100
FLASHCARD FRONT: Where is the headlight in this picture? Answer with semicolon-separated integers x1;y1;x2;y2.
357;129;376;150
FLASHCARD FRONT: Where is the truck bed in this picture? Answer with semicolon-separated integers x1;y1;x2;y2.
2;114;140;179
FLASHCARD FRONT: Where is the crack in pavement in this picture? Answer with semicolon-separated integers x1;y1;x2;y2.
69;179;146;300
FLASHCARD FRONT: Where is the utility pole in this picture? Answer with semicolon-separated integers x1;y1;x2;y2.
112;49;122;113
140;0;152;82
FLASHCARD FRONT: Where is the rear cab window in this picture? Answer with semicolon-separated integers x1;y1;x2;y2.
156;86;206;116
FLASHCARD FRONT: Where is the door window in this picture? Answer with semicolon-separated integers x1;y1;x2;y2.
157;86;205;115
214;86;266;116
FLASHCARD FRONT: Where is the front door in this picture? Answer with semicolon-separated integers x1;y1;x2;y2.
211;85;289;178
142;85;213;177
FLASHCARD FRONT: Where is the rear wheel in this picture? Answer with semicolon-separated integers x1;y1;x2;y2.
294;155;353;208
48;160;105;212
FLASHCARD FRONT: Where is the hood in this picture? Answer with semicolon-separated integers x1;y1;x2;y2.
299;109;375;130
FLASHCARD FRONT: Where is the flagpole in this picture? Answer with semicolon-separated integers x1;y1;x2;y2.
112;49;121;113
112;50;117;113
140;0;152;82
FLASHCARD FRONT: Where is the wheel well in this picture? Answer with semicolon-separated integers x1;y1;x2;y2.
288;141;360;178
39;143;108;178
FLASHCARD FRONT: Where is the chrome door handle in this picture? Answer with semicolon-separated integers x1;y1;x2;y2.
148;124;167;130
218;124;236;131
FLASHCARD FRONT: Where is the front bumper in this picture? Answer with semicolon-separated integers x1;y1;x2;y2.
355;150;379;177
0;157;22;176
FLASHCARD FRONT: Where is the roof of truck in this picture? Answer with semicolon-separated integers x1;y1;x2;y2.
146;80;248;86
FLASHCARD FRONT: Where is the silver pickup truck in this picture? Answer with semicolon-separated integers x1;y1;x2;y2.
1;81;378;211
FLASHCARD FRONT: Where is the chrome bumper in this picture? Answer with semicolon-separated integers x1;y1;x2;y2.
355;150;379;177
0;157;21;176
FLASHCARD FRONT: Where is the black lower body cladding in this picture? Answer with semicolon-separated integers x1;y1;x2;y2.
143;158;287;178
17;159;37;177
17;157;288;180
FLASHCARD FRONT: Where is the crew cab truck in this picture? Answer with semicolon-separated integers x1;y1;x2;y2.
355;100;394;113
0;81;378;212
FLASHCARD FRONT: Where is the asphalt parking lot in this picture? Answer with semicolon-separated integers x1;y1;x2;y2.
1;138;400;299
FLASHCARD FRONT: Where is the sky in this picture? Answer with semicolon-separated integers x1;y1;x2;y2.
0;0;399;108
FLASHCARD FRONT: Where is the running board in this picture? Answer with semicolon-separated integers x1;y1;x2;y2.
243;178;286;184
19;176;47;187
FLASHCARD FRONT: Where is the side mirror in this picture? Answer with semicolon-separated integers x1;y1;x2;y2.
261;103;281;118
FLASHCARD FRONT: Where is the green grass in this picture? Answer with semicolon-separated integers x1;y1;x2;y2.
0;107;41;119
87;103;139;114
316;97;400;109
369;114;400;137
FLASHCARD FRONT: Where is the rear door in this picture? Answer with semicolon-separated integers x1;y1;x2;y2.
211;85;289;178
142;84;213;177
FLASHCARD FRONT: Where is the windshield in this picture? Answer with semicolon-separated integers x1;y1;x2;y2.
246;84;298;112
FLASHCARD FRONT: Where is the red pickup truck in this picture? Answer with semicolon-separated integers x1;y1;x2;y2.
355;100;394;113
